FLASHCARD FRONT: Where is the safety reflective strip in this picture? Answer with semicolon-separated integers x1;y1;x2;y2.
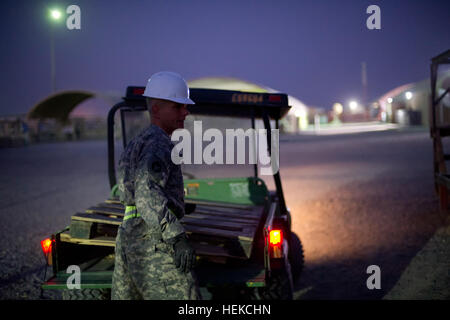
125;206;137;214
123;213;141;221
123;205;141;221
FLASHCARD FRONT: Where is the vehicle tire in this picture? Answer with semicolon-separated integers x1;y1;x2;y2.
259;266;294;300
245;262;293;300
62;288;111;300
288;232;304;284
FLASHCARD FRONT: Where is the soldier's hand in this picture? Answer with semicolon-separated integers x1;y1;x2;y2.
185;203;196;215
171;235;196;273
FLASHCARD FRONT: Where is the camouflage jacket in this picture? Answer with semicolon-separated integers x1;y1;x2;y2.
117;124;185;241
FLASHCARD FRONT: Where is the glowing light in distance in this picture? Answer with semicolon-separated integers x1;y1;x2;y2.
405;92;413;100
50;9;62;20
333;103;343;115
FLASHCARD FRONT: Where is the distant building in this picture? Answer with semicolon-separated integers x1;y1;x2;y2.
26;90;120;142
18;77;311;145
188;77;309;133
375;69;450;126
0;114;29;147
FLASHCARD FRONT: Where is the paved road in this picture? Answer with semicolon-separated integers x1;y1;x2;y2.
0;127;447;299
277;128;448;299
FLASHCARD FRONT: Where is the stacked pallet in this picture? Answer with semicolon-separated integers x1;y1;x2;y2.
60;198;265;261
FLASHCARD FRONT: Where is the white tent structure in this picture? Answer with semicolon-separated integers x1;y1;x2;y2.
188;77;309;132
375;69;450;126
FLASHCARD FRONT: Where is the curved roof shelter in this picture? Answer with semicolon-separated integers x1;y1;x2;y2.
376;69;450;111
188;77;309;117
188;77;271;93
27;90;95;122
27;77;310;123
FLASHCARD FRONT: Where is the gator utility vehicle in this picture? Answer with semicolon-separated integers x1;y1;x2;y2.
40;87;304;299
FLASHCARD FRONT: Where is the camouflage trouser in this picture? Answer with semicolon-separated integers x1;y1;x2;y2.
111;222;201;300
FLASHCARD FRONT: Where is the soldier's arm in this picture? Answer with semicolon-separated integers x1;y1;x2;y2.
134;153;186;241
117;155;135;206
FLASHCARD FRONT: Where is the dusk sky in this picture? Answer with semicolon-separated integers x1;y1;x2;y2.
0;0;449;116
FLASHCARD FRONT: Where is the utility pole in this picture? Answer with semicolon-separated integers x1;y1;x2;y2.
49;8;62;93
361;62;368;107
50;25;55;93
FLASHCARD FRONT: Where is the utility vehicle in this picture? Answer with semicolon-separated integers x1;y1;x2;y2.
40;87;304;300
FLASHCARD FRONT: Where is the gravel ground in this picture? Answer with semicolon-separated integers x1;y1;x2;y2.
384;215;450;300
0;128;448;300
0;140;112;299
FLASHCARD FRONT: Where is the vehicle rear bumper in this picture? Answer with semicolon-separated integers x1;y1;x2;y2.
42;271;112;290
43;264;267;290
195;263;266;288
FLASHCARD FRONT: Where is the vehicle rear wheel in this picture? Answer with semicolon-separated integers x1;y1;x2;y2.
62;288;111;300
246;263;293;300
261;267;293;300
288;233;304;284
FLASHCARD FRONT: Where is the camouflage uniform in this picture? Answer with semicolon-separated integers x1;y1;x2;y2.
111;124;200;300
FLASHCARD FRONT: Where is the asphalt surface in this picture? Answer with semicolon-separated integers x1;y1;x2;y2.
0;127;448;299
278;128;449;299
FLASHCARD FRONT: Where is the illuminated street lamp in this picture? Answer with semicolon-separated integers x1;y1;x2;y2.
349;101;358;112
405;91;413;100
387;97;393;104
333;103;343;115
48;8;63;93
50;9;62;20
331;103;343;124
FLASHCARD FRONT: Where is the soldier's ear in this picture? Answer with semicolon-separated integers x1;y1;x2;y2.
151;103;160;119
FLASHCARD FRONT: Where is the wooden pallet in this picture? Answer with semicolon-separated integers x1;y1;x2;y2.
65;199;266;260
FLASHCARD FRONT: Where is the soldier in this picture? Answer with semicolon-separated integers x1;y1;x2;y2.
111;71;200;300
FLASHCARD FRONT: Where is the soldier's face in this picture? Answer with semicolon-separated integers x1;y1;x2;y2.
159;102;189;135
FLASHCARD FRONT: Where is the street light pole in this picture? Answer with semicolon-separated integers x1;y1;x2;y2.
49;8;62;93
50;24;55;93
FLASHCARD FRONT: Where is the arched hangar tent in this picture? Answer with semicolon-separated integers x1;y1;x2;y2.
27;90;120;141
27;90;121;122
188;77;309;132
26;78;309;138
375;69;450;126
28;91;95;122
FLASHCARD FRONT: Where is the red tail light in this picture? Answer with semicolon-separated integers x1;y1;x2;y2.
269;229;282;246
41;238;53;255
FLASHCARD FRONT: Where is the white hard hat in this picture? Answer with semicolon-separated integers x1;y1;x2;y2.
143;71;195;105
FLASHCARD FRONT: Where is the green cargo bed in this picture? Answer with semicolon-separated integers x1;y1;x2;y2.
60;198;266;260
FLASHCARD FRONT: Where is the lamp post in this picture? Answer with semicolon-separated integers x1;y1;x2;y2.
49;9;62;93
